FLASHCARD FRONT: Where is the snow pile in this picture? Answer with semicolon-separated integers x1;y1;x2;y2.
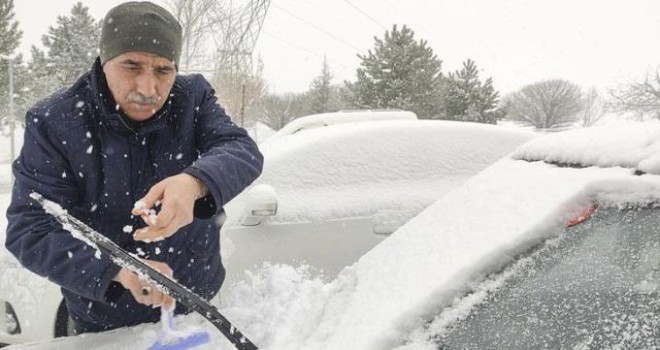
512;120;660;172
220;264;330;349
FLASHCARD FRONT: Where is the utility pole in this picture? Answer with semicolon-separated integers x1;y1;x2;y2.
8;58;14;165
240;84;246;127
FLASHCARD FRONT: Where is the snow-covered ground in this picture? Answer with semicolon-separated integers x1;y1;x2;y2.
5;121;660;349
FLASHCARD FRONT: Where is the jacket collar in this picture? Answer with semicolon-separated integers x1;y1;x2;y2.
89;57;172;137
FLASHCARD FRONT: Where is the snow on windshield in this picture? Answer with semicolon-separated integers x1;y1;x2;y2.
398;205;660;350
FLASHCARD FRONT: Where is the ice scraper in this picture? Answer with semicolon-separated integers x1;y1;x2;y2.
31;192;259;350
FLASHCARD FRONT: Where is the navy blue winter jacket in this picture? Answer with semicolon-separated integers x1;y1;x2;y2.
5;58;263;332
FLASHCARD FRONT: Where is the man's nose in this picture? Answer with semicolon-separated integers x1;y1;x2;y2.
135;72;157;98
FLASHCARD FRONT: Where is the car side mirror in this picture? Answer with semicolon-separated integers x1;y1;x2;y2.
239;184;278;226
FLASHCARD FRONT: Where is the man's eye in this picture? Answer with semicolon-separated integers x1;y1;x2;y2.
157;68;173;75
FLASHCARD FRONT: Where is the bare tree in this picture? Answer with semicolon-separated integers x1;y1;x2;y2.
211;1;270;125
256;92;310;130
504;79;583;129
609;69;660;120
580;87;606;127
213;58;267;126
164;0;271;124
165;0;226;73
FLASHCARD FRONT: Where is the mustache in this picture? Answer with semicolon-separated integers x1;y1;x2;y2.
126;93;159;106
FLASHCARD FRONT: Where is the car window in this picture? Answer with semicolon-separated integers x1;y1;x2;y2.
426;205;660;349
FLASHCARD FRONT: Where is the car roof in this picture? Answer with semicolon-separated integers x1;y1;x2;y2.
259;119;536;187
223;120;537;228
260;110;418;145
512;121;660;173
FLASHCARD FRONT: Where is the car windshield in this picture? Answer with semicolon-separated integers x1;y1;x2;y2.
428;205;660;349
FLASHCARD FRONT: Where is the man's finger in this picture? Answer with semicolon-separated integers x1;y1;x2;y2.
140;212;158;226
133;226;171;242
131;185;164;216
152;204;175;229
163;294;176;311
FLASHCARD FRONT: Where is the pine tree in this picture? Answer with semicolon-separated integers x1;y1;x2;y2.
0;0;22;127
0;0;20;56
346;25;443;119
41;2;101;85
444;59;502;124
309;56;333;114
23;47;60;110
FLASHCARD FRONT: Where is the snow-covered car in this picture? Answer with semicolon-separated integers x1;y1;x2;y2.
220;119;536;283
11;122;660;349
232;120;660;350
0;119;534;347
259;109;418;146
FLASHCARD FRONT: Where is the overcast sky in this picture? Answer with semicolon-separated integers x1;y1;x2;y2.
13;0;660;95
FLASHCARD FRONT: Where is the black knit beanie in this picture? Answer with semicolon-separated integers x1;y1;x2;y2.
99;1;182;65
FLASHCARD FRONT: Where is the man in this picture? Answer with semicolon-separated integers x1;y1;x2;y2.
5;1;263;334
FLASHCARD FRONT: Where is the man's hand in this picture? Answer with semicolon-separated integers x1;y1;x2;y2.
132;173;208;242
113;259;175;310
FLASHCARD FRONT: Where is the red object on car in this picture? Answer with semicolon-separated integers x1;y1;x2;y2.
566;205;596;227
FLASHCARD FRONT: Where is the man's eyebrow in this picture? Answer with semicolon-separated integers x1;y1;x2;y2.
120;59;141;66
157;64;175;70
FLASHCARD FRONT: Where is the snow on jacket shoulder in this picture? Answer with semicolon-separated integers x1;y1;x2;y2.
4;58;263;332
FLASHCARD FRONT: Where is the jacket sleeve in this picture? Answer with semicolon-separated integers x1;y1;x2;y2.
183;75;264;218
5;111;121;302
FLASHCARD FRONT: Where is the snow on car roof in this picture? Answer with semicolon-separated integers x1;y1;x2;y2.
260;119;536;188
224;120;536;229
512;121;660;173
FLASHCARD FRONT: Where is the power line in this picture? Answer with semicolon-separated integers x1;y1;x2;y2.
271;3;363;52
341;0;387;31
261;31;324;61
260;30;354;72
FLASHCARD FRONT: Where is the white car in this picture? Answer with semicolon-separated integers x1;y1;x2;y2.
0;119;535;347
223;121;660;350
221;119;536;284
259;109;418;146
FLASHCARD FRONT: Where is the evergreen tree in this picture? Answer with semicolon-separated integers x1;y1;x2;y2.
346;25;444;119
40;2;101;85
22;47;60;111
0;0;22;127
309;56;333;114
307;56;351;114
0;0;20;56
444;59;502;124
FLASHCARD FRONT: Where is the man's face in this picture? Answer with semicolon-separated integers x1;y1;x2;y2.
102;51;176;122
